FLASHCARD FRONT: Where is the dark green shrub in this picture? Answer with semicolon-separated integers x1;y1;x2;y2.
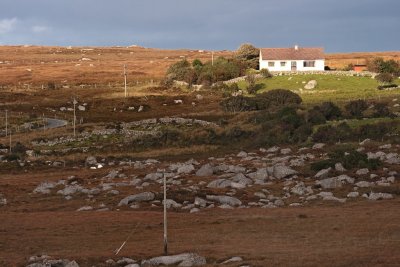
308;108;326;125
345;99;368;118
3;153;20;161
255;89;302;110
373;102;392;117
220;96;256;113
166;60;192;81
260;68;272;78
319;101;342;120
376;73;394;84
357;122;390;140
292;123;313;143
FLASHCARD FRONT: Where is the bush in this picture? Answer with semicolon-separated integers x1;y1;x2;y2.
319;101;342;120
357;122;391;140
376;73;394;84
256;89;302;109
166;60;192;82
308;108;326;125
220;96;255;113
260;68;272;78
312;148;381;171
373;102;392;117
345;99;368;118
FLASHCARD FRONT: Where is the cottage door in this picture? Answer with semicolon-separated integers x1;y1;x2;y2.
291;61;297;71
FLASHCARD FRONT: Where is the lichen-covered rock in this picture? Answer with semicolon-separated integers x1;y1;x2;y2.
273;165;297;179
118;192;155;206
206;195;242;206
141;253;206;267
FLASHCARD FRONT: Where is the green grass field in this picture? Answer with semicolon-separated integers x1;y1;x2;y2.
238;74;400;105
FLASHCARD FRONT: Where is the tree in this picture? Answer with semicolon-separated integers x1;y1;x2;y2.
375;73;394;84
319;101;342;120
166;60;192;81
236;43;260;69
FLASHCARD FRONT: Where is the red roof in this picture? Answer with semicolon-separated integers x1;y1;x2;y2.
260;47;324;60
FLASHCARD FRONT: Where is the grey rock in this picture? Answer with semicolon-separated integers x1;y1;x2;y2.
33;181;56;194
117;257;136;265
312;143;325;149
118;192;155;206
335;163;346;172
177;164;195;174
141;253;206;267
85;156;97;165
356;168;369;176
385;153;400;164
195;164;214;177
315;167;331;179
347;192;360;198
76;206;93;211
368;192;393;201
304;80;317;90
317;177;343;189
280;148;292;155
206;195;242;206
273;165;297;179
207;179;232;189
190;208;200;213
291;182;313;195
66;260;80;267
322;195;346;203
0;194;6;206
221;257;243;264
219;204;234;209
267;146;280;153
237;151;248;157
355;181;373;188
57;185;83;196
227;165;246;173
144;172;163;181
163;199;182;209
231;173;252;186
248;168;269;181
194;197;207;207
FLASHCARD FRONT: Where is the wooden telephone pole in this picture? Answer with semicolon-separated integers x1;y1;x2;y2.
163;173;168;255
124;64;127;98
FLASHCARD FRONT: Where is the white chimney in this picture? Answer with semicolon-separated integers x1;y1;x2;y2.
294;45;299;50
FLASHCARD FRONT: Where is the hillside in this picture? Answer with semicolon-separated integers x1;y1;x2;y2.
0;45;399;87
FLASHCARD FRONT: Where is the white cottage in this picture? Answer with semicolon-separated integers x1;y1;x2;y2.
259;46;325;72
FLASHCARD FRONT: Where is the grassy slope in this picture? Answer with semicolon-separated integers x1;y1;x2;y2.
238;74;400;105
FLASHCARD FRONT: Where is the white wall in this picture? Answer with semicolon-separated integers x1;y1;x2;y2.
260;58;325;72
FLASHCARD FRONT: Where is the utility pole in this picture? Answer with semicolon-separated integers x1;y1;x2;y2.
9;128;11;154
5;110;7;137
73;98;77;138
211;51;214;66
163;173;168;256
124;64;127;98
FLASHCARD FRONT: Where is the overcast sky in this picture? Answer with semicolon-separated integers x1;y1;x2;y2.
0;0;399;52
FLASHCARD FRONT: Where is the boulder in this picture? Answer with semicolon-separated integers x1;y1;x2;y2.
368;192;393;201
144;172;163;181
33;181;56;194
221;257;243;264
194;197;207;207
347;192;360;198
231;173;252;186
207;179;232;189
304;80;317;90
317;177;342;189
118;192;155;206
141;253;206;267
355;181;372;188
315;167;331;179
85;156;97;165
335;163;346;172
206;195;242;206
237;151;248;158
356;168;369;176
195;164;214;177
57;185;83;196
312;143;325;149
177;164;195;174
291;182;313;195
163;199;182;209
273;165;297;179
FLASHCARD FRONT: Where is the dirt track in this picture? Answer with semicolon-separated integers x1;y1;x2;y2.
1;200;399;267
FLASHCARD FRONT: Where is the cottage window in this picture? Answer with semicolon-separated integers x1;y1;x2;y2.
268;62;275;67
303;61;316;67
280;61;286;67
